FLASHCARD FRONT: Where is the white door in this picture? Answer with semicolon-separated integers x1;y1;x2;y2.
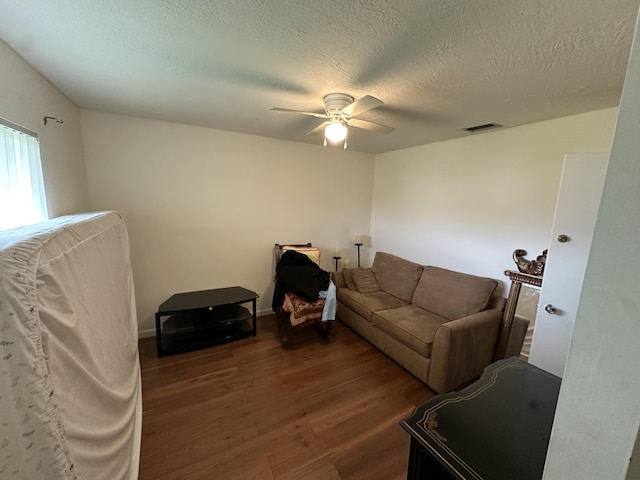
528;152;609;377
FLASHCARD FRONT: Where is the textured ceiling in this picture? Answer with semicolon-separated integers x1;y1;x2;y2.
1;0;638;154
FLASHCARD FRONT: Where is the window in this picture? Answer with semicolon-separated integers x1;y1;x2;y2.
0;118;48;231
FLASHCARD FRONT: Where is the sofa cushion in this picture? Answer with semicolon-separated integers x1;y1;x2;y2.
372;305;448;357
371;252;423;302
337;288;410;322
351;268;381;293
412;266;497;320
342;269;357;290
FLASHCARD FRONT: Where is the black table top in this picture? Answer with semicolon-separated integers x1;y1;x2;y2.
401;357;561;480
157;286;258;315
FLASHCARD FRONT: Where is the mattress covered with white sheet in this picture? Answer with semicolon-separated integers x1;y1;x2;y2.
0;212;142;479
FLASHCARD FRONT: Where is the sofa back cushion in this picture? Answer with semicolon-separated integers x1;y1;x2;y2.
412;266;498;320
342;268;357;290
371;252;424;302
351;268;381;293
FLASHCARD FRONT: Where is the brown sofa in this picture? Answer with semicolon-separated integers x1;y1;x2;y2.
333;252;528;393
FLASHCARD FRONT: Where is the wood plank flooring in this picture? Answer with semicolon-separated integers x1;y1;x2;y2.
138;314;435;480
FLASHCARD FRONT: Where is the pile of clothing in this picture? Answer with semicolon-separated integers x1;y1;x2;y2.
272;250;336;326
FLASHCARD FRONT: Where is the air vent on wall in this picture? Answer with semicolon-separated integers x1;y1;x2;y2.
463;122;503;133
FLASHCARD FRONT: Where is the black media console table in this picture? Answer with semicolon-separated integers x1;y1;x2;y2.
401;357;561;480
155;286;258;357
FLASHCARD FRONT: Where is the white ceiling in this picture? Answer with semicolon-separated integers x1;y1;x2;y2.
1;0;639;154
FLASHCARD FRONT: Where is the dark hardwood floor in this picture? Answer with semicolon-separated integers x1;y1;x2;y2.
138;314;435;480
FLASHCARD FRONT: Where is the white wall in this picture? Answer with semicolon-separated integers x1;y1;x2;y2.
371;108;618;294
80;110;374;334
542;9;640;479
0;40;89;217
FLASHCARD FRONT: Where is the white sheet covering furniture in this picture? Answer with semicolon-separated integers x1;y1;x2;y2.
0;211;142;479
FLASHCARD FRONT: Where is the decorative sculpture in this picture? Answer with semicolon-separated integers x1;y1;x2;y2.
496;248;548;360
512;249;547;277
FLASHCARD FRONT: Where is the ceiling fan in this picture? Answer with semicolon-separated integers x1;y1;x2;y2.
269;93;394;148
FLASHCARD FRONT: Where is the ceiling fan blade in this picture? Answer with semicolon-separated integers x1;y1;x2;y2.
269;107;328;119
342;95;384;117
348;118;395;134
306;121;330;136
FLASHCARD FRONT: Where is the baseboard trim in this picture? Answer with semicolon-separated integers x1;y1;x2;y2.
138;328;156;339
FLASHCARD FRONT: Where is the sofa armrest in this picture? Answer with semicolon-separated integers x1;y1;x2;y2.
332;270;346;289
428;309;502;394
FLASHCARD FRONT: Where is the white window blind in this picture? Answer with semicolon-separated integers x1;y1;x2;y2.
0;118;48;231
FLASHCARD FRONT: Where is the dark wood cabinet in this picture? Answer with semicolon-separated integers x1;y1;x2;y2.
401;358;561;480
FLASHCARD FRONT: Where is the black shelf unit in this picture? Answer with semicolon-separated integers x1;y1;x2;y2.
155;287;258;357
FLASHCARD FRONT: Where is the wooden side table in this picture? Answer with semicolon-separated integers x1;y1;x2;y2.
400;357;561;480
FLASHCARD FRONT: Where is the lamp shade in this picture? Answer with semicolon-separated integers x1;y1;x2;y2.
325;122;347;143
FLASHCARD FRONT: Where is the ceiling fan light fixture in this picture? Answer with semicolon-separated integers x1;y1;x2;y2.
325;121;347;143
270;93;393;149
